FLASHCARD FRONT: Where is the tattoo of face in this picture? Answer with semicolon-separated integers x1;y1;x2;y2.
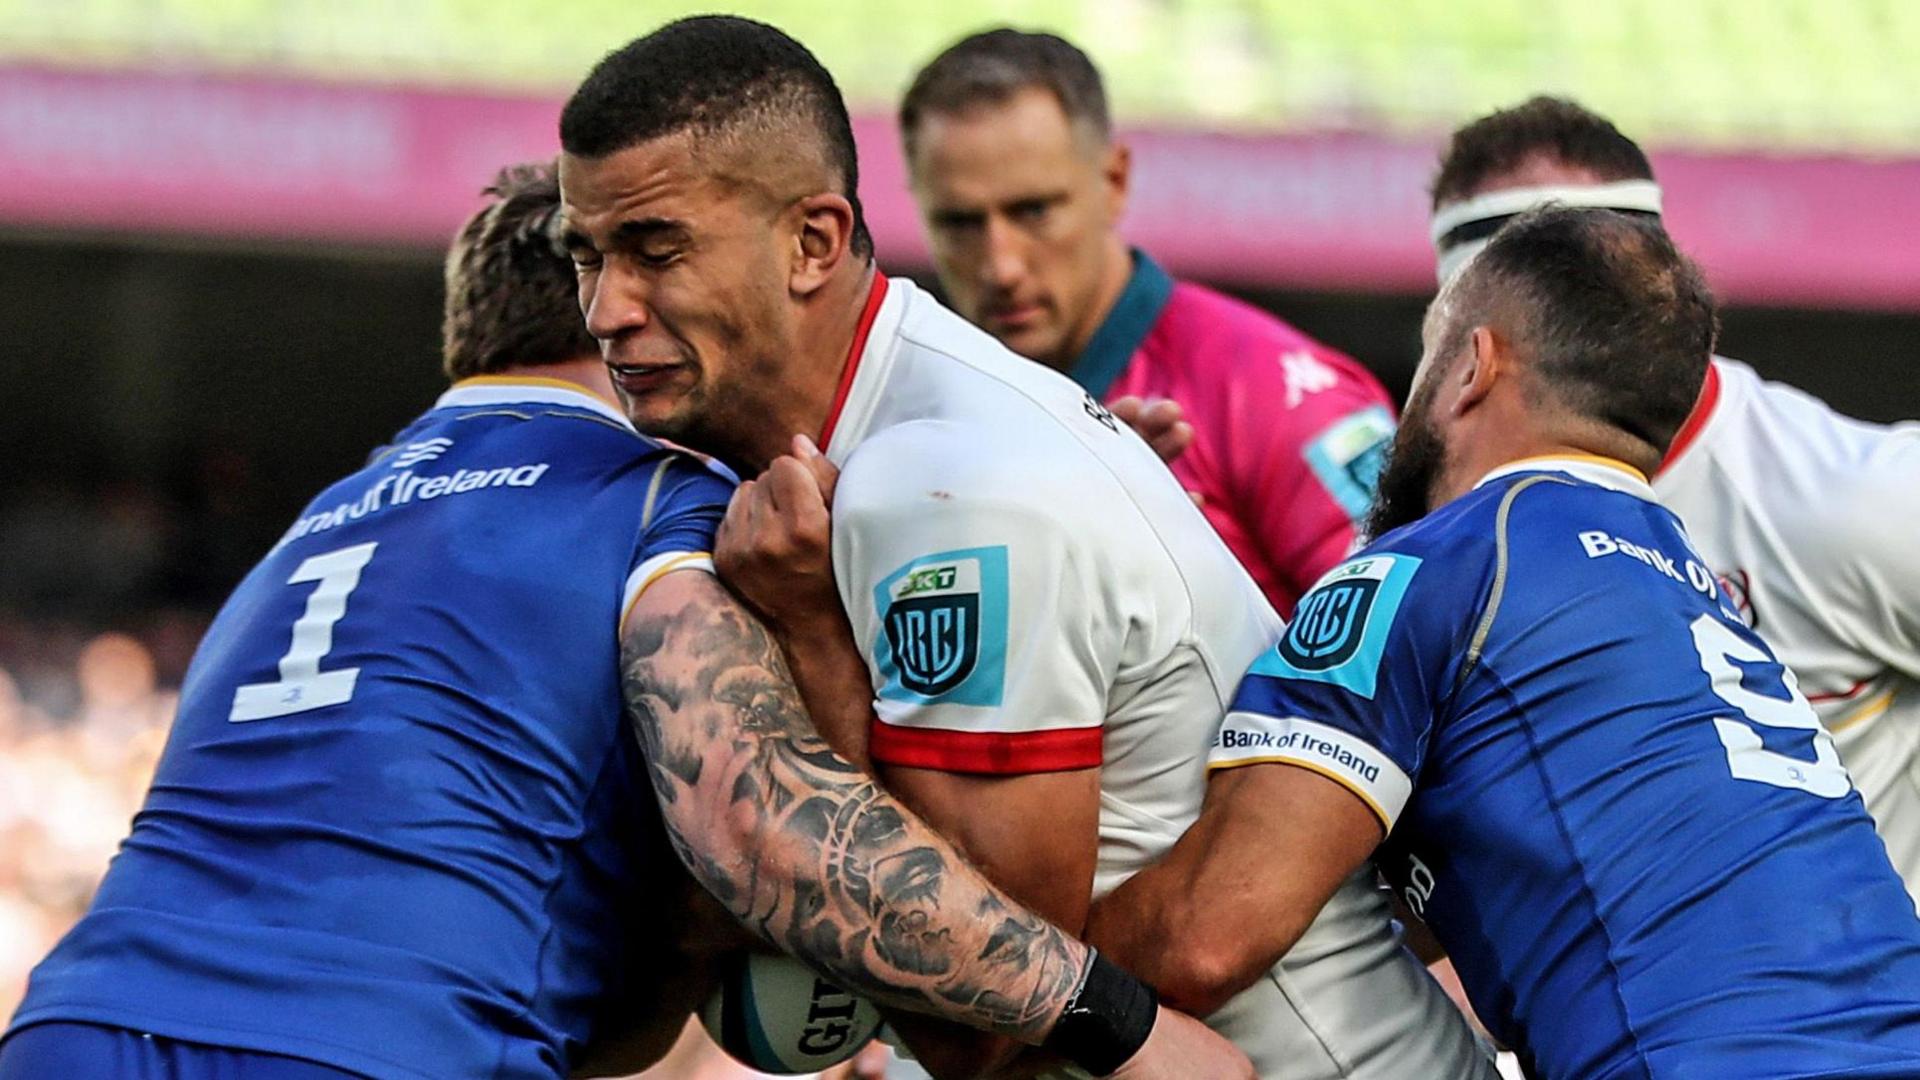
621;573;1086;1040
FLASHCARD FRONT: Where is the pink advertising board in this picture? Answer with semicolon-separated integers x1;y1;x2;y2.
2;64;1916;308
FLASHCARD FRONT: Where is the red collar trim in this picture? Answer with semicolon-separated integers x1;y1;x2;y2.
1658;361;1722;476
818;273;889;449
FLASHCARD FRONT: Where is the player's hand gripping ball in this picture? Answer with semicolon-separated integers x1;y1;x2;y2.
699;952;884;1073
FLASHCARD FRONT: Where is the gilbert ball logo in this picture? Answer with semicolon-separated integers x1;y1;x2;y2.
883;558;980;697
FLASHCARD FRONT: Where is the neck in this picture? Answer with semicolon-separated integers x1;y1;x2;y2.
476;356;618;404
735;260;878;473
1049;233;1133;372
1433;420;1654;509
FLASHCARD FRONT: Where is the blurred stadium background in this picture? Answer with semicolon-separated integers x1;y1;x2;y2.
2;1;1917;1069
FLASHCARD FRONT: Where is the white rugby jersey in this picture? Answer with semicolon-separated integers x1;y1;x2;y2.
1657;358;1920;901
825;275;1495;1079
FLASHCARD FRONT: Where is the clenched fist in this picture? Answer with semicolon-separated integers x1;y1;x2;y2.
715;434;844;635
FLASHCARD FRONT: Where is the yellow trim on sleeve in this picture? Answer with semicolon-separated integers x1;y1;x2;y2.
1207;754;1395;832
618;552;714;633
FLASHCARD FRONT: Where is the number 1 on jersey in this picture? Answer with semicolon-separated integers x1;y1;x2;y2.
230;542;377;722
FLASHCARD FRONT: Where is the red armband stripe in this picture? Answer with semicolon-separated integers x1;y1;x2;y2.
869;719;1103;775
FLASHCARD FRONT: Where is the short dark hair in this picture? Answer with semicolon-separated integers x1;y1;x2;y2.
1451;206;1717;455
1431;96;1654;210
559;15;871;257
900;29;1110;153
442;161;596;381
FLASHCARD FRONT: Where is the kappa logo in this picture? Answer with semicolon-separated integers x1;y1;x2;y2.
392;437;453;468
1281;350;1338;409
874;546;1009;706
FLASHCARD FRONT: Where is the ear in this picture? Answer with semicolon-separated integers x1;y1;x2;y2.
1104;141;1132;220
791;192;855;298
1452;325;1505;417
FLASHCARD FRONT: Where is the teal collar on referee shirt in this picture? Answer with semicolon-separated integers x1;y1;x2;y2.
1069;248;1175;400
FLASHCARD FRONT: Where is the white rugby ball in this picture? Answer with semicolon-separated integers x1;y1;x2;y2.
699;953;884;1074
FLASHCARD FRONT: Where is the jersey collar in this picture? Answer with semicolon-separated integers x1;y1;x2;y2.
820;273;911;463
818;272;890;450
1655;358;1724;478
1476;454;1657;501
1069;248;1175;400
434;375;635;430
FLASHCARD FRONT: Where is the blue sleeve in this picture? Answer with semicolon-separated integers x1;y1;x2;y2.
1212;543;1472;832
634;455;733;565
616;453;735;629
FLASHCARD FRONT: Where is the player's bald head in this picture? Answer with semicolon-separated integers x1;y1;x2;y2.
559;15;872;256
1442;206;1717;460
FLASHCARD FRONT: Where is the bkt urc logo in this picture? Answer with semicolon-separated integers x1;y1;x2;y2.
1280;574;1380;671
885;558;980;697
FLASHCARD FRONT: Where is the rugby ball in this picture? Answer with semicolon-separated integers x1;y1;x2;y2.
699;952;884;1073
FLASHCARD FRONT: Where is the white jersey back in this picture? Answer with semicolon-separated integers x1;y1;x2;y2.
1657;358;1920;901
827;277;1493;1079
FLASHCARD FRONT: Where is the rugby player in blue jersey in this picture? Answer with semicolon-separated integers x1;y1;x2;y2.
0;161;1234;1080
1083;206;1920;1079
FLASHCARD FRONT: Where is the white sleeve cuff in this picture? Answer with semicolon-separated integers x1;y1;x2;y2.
1209;711;1412;831
619;550;715;633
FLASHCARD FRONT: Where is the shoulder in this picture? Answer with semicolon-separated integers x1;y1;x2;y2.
1717;365;1920;570
636;447;736;517
837;419;1084;534
1372;483;1513;563
1787;424;1920;591
1486;470;1657;546
1300;492;1508;623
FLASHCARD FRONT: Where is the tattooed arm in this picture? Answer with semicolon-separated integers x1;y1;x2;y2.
712;446;878;769
621;567;1087;1043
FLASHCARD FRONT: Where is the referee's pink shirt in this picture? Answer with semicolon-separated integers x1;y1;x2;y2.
1071;251;1398;618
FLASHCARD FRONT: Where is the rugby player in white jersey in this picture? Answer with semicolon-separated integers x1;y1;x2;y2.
1429;97;1920;903
557;15;1494;1080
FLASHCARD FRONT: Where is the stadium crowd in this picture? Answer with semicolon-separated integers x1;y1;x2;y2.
0;628;173;1021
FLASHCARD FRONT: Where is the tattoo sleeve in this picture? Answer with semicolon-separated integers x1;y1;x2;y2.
621;569;1089;1042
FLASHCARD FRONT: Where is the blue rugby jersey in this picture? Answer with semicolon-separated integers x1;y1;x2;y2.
5;378;732;1079
1213;455;1920;1080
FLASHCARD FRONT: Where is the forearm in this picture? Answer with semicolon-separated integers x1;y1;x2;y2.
1085;765;1376;1016
622;572;1087;1043
771;605;878;770
870;763;1103;1078
1084;840;1262;1017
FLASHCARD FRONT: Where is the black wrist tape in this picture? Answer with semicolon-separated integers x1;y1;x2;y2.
1040;950;1159;1077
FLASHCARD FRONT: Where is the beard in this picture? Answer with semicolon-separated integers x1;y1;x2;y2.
1363;401;1448;542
